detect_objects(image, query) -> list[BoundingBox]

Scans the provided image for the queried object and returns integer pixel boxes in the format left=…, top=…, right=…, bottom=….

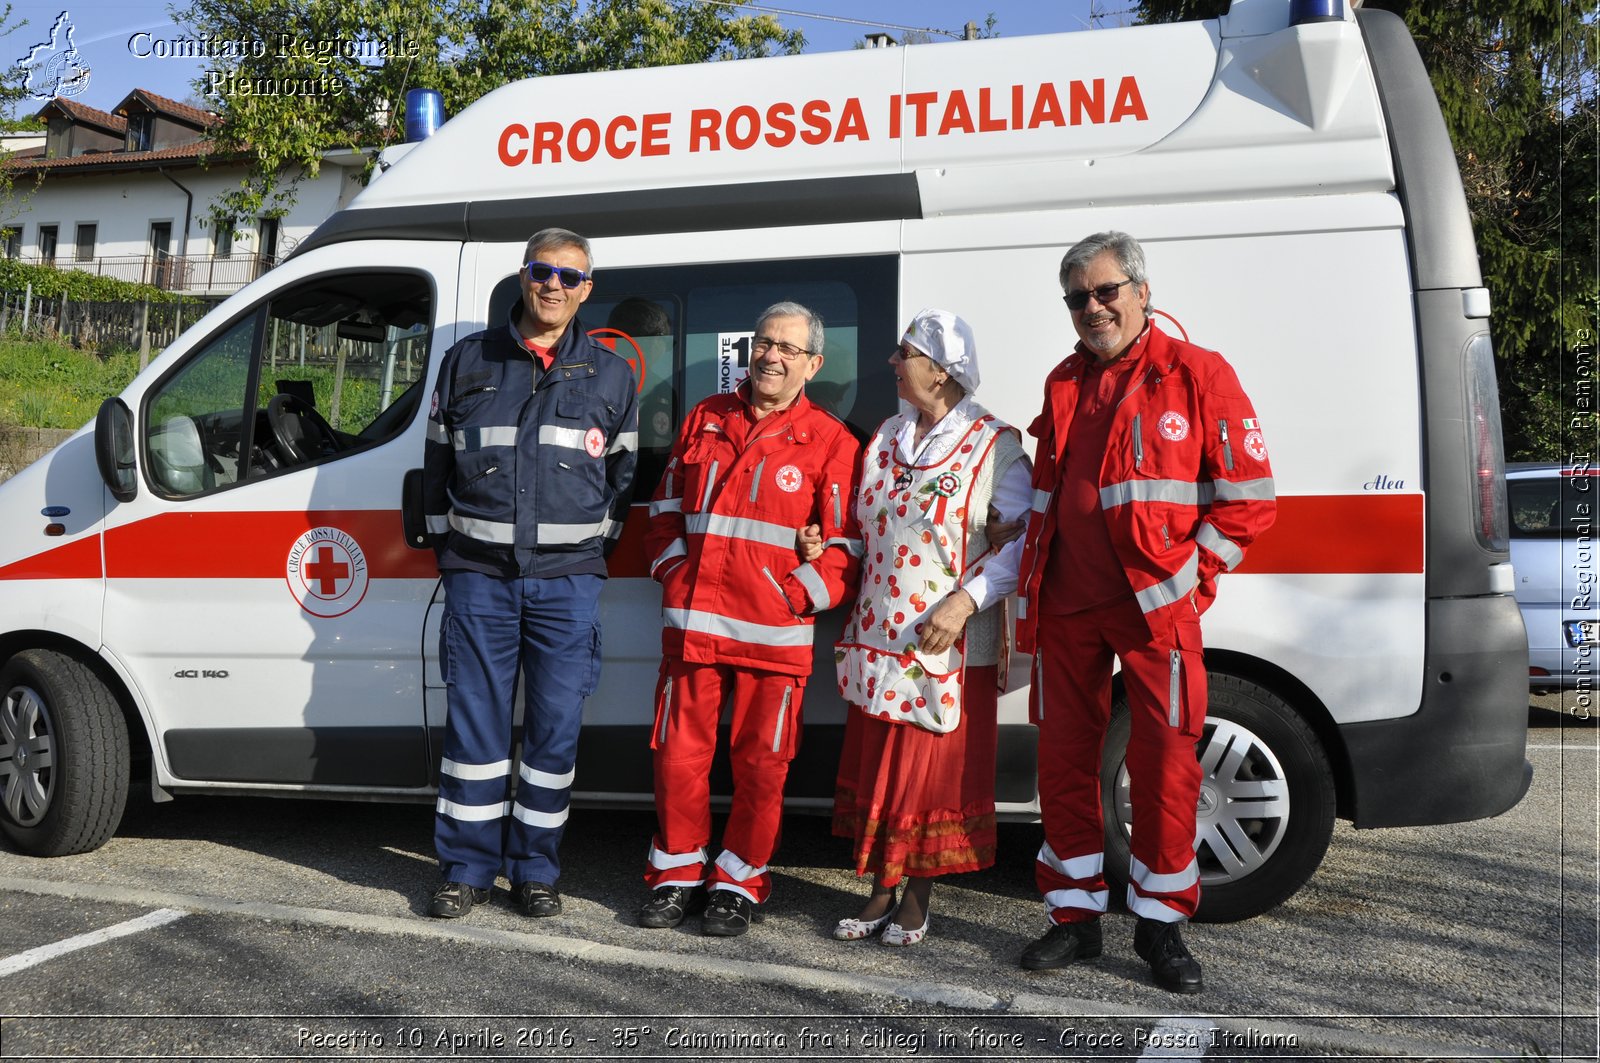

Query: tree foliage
left=1136, top=0, right=1597, bottom=460
left=179, top=0, right=803, bottom=220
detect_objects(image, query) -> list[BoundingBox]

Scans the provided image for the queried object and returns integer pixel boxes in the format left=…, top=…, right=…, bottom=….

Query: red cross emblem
left=776, top=464, right=804, bottom=493
left=1157, top=411, right=1190, bottom=442
left=286, top=527, right=370, bottom=618
left=304, top=545, right=351, bottom=596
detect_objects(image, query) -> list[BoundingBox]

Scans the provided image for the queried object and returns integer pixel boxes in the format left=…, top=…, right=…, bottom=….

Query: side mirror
left=95, top=397, right=138, bottom=502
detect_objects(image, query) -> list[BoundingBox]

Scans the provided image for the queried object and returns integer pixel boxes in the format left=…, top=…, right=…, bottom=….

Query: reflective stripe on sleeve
left=440, top=757, right=512, bottom=781
left=1134, top=549, right=1200, bottom=615
left=1212, top=476, right=1275, bottom=502
left=450, top=513, right=516, bottom=544
left=453, top=426, right=519, bottom=450
left=650, top=538, right=687, bottom=575
left=425, top=514, right=451, bottom=534
left=650, top=497, right=683, bottom=517
left=823, top=536, right=865, bottom=557
left=1099, top=479, right=1214, bottom=510
left=1195, top=522, right=1244, bottom=570
left=662, top=608, right=813, bottom=647
left=426, top=420, right=450, bottom=445
left=793, top=562, right=829, bottom=611
left=684, top=512, right=800, bottom=551
left=609, top=431, right=638, bottom=454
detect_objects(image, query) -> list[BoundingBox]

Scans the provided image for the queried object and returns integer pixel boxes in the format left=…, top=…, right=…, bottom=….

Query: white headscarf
left=902, top=307, right=980, bottom=394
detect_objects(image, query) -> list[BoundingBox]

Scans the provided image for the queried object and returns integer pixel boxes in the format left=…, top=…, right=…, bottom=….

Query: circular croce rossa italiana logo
left=285, top=526, right=371, bottom=617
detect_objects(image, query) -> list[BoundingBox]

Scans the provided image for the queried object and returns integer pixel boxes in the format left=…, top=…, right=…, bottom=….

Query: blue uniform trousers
left=435, top=570, right=602, bottom=889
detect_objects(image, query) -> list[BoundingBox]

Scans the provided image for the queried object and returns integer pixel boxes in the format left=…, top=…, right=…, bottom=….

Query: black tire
left=0, top=649, right=129, bottom=856
left=1101, top=673, right=1335, bottom=923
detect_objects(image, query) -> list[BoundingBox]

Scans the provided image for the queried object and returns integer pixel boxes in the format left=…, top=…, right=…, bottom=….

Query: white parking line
left=1137, top=1017, right=1219, bottom=1059
left=0, top=907, right=188, bottom=978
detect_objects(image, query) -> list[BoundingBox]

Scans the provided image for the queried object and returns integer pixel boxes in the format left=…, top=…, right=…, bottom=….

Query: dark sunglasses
left=1063, top=278, right=1134, bottom=311
left=525, top=261, right=590, bottom=288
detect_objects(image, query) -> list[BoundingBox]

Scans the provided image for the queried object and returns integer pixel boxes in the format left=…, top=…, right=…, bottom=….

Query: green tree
left=177, top=0, right=802, bottom=222
left=1135, top=0, right=1597, bottom=460
left=0, top=4, right=46, bottom=248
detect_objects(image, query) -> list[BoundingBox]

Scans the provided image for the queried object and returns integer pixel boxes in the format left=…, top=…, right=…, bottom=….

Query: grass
left=0, top=336, right=142, bottom=431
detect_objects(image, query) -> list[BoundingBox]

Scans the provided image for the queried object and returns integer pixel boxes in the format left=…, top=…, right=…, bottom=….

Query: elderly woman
left=812, top=308, right=1032, bottom=947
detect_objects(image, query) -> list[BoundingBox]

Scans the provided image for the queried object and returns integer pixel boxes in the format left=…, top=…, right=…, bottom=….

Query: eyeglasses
left=525, top=261, right=590, bottom=288
left=891, top=344, right=927, bottom=361
left=752, top=336, right=814, bottom=360
left=1063, top=279, right=1134, bottom=311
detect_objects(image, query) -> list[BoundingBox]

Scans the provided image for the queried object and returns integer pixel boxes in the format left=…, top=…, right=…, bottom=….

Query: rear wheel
left=1101, top=673, right=1335, bottom=923
left=0, top=650, right=129, bottom=856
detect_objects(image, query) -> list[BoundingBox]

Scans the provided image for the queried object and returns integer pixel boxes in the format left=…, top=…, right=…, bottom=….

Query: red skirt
left=831, top=666, right=998, bottom=885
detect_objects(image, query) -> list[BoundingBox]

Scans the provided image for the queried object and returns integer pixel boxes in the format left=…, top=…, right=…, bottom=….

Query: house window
left=213, top=216, right=234, bottom=258
left=127, top=113, right=153, bottom=152
left=37, top=225, right=57, bottom=266
left=2, top=227, right=19, bottom=259
left=75, top=223, right=97, bottom=262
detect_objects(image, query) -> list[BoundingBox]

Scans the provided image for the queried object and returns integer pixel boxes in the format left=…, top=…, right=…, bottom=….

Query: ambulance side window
left=142, top=271, right=434, bottom=498
left=486, top=255, right=896, bottom=499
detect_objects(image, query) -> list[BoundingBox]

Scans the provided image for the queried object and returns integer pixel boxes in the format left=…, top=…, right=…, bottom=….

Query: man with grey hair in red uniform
left=1013, top=231, right=1276, bottom=993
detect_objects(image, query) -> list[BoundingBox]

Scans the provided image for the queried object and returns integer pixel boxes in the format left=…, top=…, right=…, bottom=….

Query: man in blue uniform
left=421, top=227, right=638, bottom=919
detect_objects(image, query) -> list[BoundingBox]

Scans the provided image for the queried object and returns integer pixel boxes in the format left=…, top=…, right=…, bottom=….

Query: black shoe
left=1019, top=920, right=1103, bottom=970
left=637, top=885, right=707, bottom=929
left=429, top=881, right=489, bottom=919
left=1133, top=918, right=1204, bottom=994
left=701, top=890, right=762, bottom=937
left=513, top=881, right=562, bottom=918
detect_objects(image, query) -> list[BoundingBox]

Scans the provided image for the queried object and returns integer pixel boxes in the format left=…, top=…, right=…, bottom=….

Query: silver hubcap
left=1115, top=717, right=1290, bottom=886
left=0, top=685, right=55, bottom=828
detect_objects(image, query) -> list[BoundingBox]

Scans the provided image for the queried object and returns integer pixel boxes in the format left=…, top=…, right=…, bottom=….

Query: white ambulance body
left=0, top=0, right=1529, bottom=921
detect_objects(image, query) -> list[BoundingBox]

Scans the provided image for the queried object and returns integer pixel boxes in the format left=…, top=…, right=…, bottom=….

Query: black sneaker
left=637, top=885, right=707, bottom=929
left=429, top=881, right=489, bottom=919
left=1133, top=918, right=1204, bottom=994
left=513, top=881, right=562, bottom=918
left=1019, top=920, right=1103, bottom=970
left=701, top=890, right=762, bottom=937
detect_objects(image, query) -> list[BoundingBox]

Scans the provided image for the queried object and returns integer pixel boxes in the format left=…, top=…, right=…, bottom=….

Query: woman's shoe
left=833, top=900, right=897, bottom=941
left=880, top=910, right=930, bottom=947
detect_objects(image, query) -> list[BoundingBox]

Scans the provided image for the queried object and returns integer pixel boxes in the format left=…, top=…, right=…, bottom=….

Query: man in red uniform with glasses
left=1013, top=231, right=1275, bottom=992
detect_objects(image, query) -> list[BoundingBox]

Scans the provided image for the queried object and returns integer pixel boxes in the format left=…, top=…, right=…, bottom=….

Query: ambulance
left=0, top=0, right=1530, bottom=921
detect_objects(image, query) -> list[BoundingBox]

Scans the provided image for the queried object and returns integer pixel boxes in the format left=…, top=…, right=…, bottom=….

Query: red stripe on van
left=0, top=535, right=103, bottom=580
left=103, top=511, right=438, bottom=579
left=1239, top=494, right=1423, bottom=574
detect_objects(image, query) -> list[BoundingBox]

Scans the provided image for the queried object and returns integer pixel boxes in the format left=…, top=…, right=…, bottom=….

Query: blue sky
left=10, top=0, right=1115, bottom=115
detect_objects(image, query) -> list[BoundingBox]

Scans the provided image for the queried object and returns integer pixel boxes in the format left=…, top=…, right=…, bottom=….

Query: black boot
left=1019, top=919, right=1103, bottom=970
left=1133, top=918, right=1203, bottom=994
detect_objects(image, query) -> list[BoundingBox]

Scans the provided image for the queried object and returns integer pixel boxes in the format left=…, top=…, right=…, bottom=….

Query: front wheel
left=1101, top=673, right=1335, bottom=923
left=0, top=649, right=129, bottom=856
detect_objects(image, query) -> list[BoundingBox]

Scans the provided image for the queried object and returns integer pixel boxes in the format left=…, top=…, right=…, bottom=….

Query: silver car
left=1507, top=463, right=1599, bottom=697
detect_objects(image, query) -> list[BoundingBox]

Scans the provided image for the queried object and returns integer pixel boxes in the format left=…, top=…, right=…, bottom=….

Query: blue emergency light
left=1290, top=0, right=1345, bottom=22
left=404, top=89, right=445, bottom=143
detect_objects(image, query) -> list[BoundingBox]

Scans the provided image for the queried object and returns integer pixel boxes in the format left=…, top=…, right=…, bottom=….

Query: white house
left=4, top=89, right=368, bottom=295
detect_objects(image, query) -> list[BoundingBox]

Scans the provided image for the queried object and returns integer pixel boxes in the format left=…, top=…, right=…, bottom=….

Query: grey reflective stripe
left=1100, top=479, right=1214, bottom=509
left=650, top=497, right=683, bottom=517
left=658, top=677, right=673, bottom=745
left=538, top=517, right=615, bottom=544
left=793, top=562, right=830, bottom=611
left=761, top=566, right=798, bottom=615
left=425, top=514, right=451, bottom=534
left=1033, top=652, right=1042, bottom=718
left=454, top=425, right=519, bottom=450
left=832, top=483, right=842, bottom=528
left=511, top=802, right=569, bottom=829
left=1031, top=489, right=1051, bottom=513
left=450, top=513, right=516, bottom=544
left=519, top=763, right=575, bottom=789
left=1195, top=522, right=1244, bottom=570
left=1213, top=477, right=1276, bottom=502
left=700, top=460, right=719, bottom=510
left=773, top=686, right=791, bottom=753
left=823, top=536, right=865, bottom=558
left=609, top=431, right=638, bottom=454
left=1219, top=419, right=1234, bottom=472
left=750, top=458, right=766, bottom=504
left=1132, top=414, right=1144, bottom=470
left=1169, top=649, right=1182, bottom=727
left=1131, top=855, right=1200, bottom=893
left=662, top=608, right=814, bottom=647
left=426, top=420, right=450, bottom=445
left=537, top=425, right=588, bottom=450
left=685, top=512, right=800, bottom=550
left=651, top=538, right=687, bottom=575
left=1134, top=549, right=1200, bottom=615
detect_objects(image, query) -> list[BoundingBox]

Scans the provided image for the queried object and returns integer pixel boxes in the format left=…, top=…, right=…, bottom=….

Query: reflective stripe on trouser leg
left=1033, top=610, right=1115, bottom=923
left=647, top=660, right=727, bottom=891
left=1116, top=614, right=1206, bottom=922
left=434, top=569, right=523, bottom=888
left=503, top=572, right=603, bottom=887
left=704, top=669, right=805, bottom=906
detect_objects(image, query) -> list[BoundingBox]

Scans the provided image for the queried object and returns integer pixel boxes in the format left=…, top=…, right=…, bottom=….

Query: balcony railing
left=15, top=252, right=279, bottom=293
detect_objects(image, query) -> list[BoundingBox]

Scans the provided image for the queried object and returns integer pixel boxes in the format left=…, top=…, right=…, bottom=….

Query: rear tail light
left=1465, top=333, right=1508, bottom=550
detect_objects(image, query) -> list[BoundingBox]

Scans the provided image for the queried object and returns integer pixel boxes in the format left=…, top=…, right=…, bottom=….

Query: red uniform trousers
left=645, top=658, right=804, bottom=905
left=1033, top=597, right=1206, bottom=924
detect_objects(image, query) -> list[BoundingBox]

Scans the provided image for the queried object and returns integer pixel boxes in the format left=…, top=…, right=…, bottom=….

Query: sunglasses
left=525, top=261, right=590, bottom=288
left=1063, top=278, right=1134, bottom=311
